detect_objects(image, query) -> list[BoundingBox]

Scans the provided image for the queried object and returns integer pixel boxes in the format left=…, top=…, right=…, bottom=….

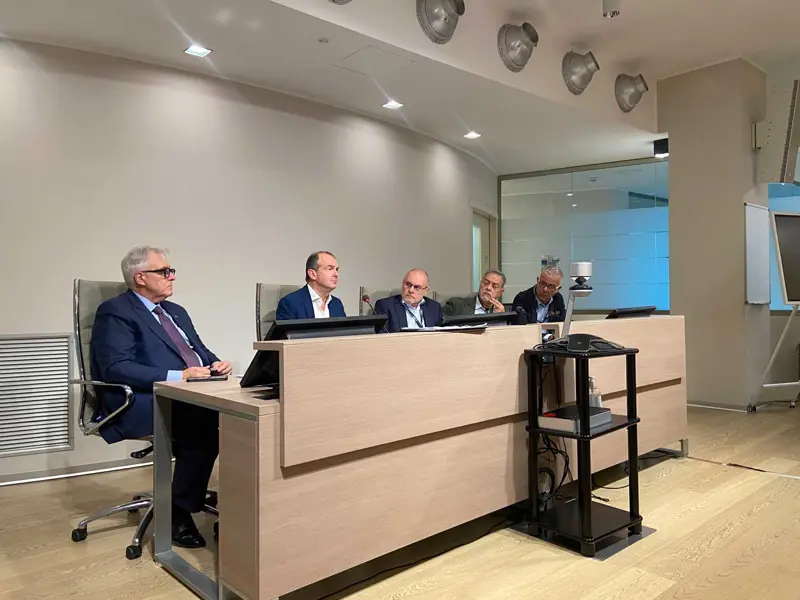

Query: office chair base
left=71, top=491, right=216, bottom=560
left=126, top=503, right=154, bottom=560
left=71, top=496, right=153, bottom=560
left=128, top=492, right=152, bottom=513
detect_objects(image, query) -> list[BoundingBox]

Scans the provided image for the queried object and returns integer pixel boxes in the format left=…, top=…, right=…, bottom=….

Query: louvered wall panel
left=0, top=336, right=71, bottom=457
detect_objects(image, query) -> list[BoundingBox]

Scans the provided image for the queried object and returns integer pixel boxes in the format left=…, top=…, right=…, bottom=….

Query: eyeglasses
left=140, top=268, right=176, bottom=278
left=403, top=280, right=428, bottom=293
left=537, top=279, right=561, bottom=291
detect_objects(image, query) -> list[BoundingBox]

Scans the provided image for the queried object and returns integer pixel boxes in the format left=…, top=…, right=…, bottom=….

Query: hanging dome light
left=328, top=0, right=352, bottom=4
left=562, top=51, right=600, bottom=95
left=497, top=22, right=538, bottom=73
left=416, top=0, right=465, bottom=45
left=614, top=73, right=649, bottom=112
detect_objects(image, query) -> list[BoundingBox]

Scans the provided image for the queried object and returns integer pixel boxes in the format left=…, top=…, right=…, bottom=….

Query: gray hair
left=482, top=269, right=506, bottom=287
left=305, top=251, right=336, bottom=282
left=121, top=245, right=167, bottom=288
left=540, top=265, right=563, bottom=279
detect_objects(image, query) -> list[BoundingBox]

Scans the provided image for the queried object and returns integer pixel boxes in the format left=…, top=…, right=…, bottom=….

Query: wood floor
left=3, top=404, right=800, bottom=600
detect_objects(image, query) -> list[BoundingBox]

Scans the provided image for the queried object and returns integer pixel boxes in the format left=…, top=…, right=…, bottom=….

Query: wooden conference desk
left=151, top=317, right=687, bottom=600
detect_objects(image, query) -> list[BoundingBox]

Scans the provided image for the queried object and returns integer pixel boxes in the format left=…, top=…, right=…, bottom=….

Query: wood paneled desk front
left=151, top=317, right=687, bottom=599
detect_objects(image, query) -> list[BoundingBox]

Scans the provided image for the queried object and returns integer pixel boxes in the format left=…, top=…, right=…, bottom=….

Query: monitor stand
left=753, top=304, right=800, bottom=412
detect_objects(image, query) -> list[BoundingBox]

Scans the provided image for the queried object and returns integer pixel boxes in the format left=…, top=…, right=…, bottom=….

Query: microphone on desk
left=513, top=306, right=528, bottom=326
left=362, top=294, right=375, bottom=313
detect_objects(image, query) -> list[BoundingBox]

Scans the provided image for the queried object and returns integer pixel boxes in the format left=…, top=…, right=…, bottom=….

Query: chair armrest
left=69, top=379, right=134, bottom=436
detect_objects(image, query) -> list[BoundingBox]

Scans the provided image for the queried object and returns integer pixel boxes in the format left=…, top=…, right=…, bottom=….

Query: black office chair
left=68, top=279, right=217, bottom=560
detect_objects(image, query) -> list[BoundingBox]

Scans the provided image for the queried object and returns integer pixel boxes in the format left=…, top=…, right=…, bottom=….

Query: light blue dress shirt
left=535, top=292, right=553, bottom=323
left=134, top=292, right=203, bottom=381
left=402, top=299, right=426, bottom=329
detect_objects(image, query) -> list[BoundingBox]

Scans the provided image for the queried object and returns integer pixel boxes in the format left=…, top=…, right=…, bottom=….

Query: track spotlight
left=497, top=22, right=538, bottom=73
left=562, top=51, right=600, bottom=95
left=416, top=0, right=465, bottom=45
left=602, top=0, right=621, bottom=18
left=614, top=73, right=648, bottom=113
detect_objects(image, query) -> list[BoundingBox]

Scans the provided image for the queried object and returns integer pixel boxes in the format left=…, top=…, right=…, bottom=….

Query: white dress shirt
left=307, top=284, right=331, bottom=319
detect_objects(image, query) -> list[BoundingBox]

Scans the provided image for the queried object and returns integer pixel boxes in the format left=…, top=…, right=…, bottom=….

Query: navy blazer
left=373, top=295, right=443, bottom=333
left=90, top=290, right=219, bottom=443
left=511, top=288, right=566, bottom=324
left=275, top=286, right=346, bottom=320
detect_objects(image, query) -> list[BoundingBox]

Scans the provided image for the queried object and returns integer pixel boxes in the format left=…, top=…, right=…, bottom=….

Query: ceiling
left=2, top=0, right=800, bottom=175
left=495, top=0, right=800, bottom=79
left=502, top=159, right=669, bottom=199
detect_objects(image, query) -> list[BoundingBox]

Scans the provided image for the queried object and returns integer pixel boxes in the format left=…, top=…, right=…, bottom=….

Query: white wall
left=0, top=40, right=496, bottom=477
left=658, top=59, right=768, bottom=408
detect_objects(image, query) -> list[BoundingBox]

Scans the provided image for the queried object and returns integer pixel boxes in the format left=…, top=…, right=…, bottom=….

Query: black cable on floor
left=592, top=449, right=679, bottom=491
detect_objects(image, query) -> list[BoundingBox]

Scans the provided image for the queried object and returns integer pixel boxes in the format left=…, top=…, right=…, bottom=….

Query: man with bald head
left=374, top=269, right=443, bottom=333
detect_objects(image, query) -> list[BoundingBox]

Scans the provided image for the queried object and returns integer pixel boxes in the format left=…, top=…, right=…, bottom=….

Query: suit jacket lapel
left=300, top=286, right=313, bottom=319
left=395, top=296, right=408, bottom=328
left=164, top=301, right=207, bottom=364
left=422, top=301, right=434, bottom=326
left=125, top=291, right=183, bottom=361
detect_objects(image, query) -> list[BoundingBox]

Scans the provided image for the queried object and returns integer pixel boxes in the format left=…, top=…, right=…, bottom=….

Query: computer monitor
left=441, top=311, right=524, bottom=327
left=605, top=306, right=656, bottom=320
left=240, top=315, right=387, bottom=389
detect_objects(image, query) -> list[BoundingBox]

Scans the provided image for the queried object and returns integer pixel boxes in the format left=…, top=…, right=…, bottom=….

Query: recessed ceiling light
left=566, top=192, right=573, bottom=197
left=572, top=203, right=578, bottom=207
left=382, top=99, right=404, bottom=110
left=185, top=45, right=212, bottom=58
left=464, top=131, right=482, bottom=139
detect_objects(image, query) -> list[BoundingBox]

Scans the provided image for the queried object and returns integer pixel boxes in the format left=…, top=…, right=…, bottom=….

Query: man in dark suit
left=91, top=245, right=232, bottom=549
left=512, top=265, right=566, bottom=323
left=374, top=269, right=442, bottom=332
left=443, top=269, right=507, bottom=316
left=276, top=251, right=346, bottom=320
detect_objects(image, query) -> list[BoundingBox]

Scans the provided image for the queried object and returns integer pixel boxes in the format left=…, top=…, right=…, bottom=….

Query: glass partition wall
left=500, top=160, right=669, bottom=311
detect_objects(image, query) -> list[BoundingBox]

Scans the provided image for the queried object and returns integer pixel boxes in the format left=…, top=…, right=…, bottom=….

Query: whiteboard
left=745, top=203, right=770, bottom=305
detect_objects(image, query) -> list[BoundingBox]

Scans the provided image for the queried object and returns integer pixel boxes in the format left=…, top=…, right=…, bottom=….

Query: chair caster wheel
left=71, top=528, right=87, bottom=542
left=125, top=545, right=142, bottom=560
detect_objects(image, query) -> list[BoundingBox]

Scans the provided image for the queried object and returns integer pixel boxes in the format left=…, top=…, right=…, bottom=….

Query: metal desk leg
left=152, top=393, right=222, bottom=600
left=680, top=437, right=689, bottom=459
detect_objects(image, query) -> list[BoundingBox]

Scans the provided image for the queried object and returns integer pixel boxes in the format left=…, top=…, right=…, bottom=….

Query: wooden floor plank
left=3, top=405, right=800, bottom=599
